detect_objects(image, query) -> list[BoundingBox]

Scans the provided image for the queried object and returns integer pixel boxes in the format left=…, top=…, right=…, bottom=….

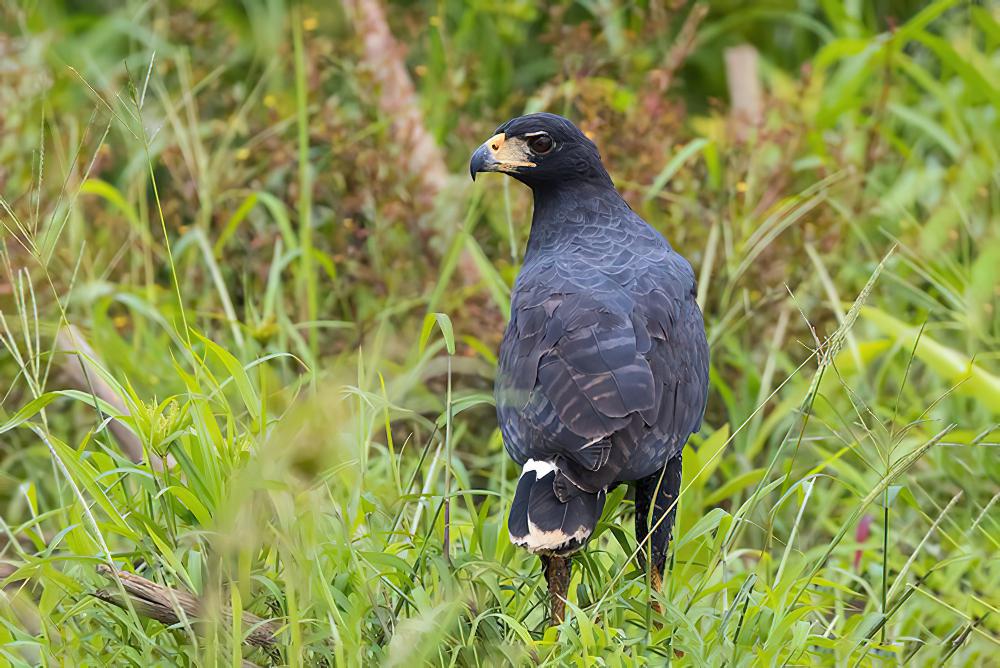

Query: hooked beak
left=469, top=132, right=535, bottom=181
left=469, top=133, right=504, bottom=181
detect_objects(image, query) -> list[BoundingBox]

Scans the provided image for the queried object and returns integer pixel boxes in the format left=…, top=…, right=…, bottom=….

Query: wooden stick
left=343, top=0, right=448, bottom=197
left=340, top=0, right=481, bottom=284
left=658, top=3, right=709, bottom=94
left=725, top=44, right=763, bottom=141
left=94, top=564, right=280, bottom=649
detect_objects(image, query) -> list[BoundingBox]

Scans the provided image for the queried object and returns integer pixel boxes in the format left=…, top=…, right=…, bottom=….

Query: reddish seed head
left=853, top=514, right=874, bottom=571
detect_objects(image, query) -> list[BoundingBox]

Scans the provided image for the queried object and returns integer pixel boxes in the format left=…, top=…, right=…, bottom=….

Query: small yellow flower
left=236, top=147, right=250, bottom=161
left=263, top=94, right=277, bottom=109
left=303, top=16, right=318, bottom=31
left=736, top=181, right=748, bottom=193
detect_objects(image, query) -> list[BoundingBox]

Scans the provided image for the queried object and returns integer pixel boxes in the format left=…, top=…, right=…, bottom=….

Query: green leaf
left=691, top=423, right=730, bottom=483
left=704, top=469, right=767, bottom=507
left=79, top=179, right=142, bottom=232
left=877, top=484, right=903, bottom=509
left=213, top=192, right=259, bottom=255
left=419, top=312, right=455, bottom=355
left=45, top=432, right=139, bottom=541
left=256, top=191, right=298, bottom=252
left=434, top=393, right=493, bottom=427
left=0, top=394, right=60, bottom=435
left=644, top=138, right=708, bottom=202
left=887, top=103, right=960, bottom=159
left=675, top=507, right=730, bottom=550
left=159, top=485, right=213, bottom=526
left=359, top=550, right=412, bottom=575
left=193, top=331, right=261, bottom=423
left=464, top=237, right=511, bottom=319
left=860, top=307, right=1000, bottom=413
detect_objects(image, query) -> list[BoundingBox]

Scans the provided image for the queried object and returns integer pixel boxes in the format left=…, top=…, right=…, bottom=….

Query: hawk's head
left=470, top=113, right=611, bottom=189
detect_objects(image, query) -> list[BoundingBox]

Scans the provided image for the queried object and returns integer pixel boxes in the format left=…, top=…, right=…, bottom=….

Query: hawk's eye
left=527, top=134, right=554, bottom=155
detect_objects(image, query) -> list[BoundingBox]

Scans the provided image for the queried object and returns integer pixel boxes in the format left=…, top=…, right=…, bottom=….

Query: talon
left=651, top=568, right=663, bottom=593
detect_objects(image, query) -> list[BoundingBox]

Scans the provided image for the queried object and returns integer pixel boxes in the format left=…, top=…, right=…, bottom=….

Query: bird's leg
left=634, top=478, right=653, bottom=570
left=634, top=457, right=684, bottom=599
left=540, top=554, right=571, bottom=625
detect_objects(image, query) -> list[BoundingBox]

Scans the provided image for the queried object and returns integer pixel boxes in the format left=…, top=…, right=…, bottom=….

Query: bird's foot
left=650, top=567, right=663, bottom=615
left=651, top=567, right=663, bottom=592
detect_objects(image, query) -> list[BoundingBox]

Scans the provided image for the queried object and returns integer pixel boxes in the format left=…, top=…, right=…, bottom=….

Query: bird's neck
left=525, top=181, right=632, bottom=258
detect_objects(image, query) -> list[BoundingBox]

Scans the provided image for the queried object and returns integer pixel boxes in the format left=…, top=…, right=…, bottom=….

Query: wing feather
left=496, top=245, right=708, bottom=487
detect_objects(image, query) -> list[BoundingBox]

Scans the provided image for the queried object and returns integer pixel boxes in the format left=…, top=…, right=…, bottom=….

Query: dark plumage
left=470, top=113, right=709, bottom=623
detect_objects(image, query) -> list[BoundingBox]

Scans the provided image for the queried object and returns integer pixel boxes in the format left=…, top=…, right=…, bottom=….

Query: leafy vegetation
left=1, top=0, right=998, bottom=665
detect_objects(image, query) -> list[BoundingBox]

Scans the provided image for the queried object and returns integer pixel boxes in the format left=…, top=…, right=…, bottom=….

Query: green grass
left=1, top=0, right=998, bottom=665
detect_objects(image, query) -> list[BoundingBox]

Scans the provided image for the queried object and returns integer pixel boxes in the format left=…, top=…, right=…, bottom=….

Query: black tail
left=634, top=455, right=683, bottom=573
left=508, top=461, right=606, bottom=556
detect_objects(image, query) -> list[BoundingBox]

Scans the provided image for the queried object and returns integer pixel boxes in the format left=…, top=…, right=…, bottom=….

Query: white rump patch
left=512, top=459, right=591, bottom=554
left=522, top=459, right=558, bottom=478
left=513, top=520, right=591, bottom=554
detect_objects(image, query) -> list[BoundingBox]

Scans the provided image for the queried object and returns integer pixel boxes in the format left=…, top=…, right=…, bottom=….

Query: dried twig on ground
left=94, top=564, right=281, bottom=650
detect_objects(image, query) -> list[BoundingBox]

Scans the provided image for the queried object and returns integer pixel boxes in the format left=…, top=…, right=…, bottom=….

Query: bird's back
left=496, top=194, right=709, bottom=494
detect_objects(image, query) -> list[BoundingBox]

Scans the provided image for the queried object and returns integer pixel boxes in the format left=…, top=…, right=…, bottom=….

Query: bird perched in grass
left=470, top=113, right=709, bottom=625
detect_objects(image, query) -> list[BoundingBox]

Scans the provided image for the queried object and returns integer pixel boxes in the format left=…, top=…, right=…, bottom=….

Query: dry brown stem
left=656, top=3, right=709, bottom=94
left=94, top=564, right=280, bottom=650
left=340, top=0, right=481, bottom=283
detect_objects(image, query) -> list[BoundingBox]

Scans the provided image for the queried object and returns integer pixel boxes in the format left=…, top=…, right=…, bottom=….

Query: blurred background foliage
left=1, top=0, right=998, bottom=665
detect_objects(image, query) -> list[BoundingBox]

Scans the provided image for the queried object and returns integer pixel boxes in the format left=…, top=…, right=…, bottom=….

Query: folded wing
left=497, top=256, right=708, bottom=491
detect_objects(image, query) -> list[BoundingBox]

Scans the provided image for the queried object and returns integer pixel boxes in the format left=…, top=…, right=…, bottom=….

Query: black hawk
left=470, top=113, right=710, bottom=624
